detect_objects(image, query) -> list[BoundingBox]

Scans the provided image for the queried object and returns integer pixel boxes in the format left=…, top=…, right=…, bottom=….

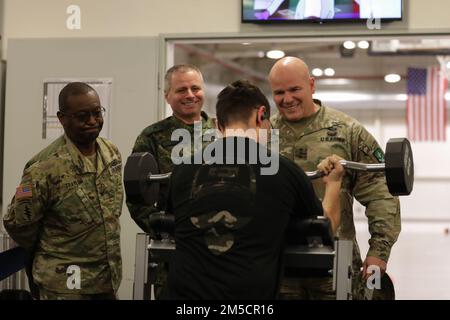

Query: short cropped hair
left=58, top=82, right=97, bottom=111
left=164, top=64, right=203, bottom=93
left=216, top=79, right=270, bottom=129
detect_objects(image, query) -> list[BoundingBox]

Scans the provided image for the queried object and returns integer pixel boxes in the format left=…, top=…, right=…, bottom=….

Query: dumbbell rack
left=133, top=233, right=353, bottom=300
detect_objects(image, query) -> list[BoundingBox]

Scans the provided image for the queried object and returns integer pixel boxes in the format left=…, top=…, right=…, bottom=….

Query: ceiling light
left=316, top=79, right=351, bottom=86
left=315, top=92, right=410, bottom=102
left=446, top=61, right=450, bottom=69
left=385, top=74, right=401, bottom=83
left=358, top=41, right=370, bottom=49
left=242, top=42, right=251, bottom=46
left=384, top=74, right=401, bottom=83
left=266, top=50, right=285, bottom=59
left=324, top=68, right=335, bottom=76
left=314, top=92, right=372, bottom=102
left=257, top=51, right=265, bottom=58
left=312, top=68, right=323, bottom=77
left=343, top=41, right=356, bottom=50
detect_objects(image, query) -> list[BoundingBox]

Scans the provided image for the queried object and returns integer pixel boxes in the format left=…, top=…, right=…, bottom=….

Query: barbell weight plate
left=385, top=138, right=414, bottom=196
left=368, top=272, right=396, bottom=300
left=124, top=152, right=160, bottom=205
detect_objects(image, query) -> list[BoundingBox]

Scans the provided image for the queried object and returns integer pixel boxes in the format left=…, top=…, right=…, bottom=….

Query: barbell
left=124, top=137, right=414, bottom=205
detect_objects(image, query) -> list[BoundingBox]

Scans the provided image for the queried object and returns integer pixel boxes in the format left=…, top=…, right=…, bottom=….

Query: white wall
left=341, top=108, right=450, bottom=221
left=0, top=62, right=4, bottom=206
left=3, top=0, right=450, bottom=58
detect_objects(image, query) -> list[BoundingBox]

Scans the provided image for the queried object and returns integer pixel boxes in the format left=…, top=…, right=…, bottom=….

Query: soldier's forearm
left=126, top=201, right=161, bottom=234
left=367, top=238, right=392, bottom=262
left=322, top=180, right=342, bottom=233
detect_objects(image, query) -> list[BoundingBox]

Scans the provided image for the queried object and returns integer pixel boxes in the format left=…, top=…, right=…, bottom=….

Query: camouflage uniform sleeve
left=125, top=130, right=161, bottom=234
left=3, top=167, right=48, bottom=250
left=351, top=124, right=401, bottom=262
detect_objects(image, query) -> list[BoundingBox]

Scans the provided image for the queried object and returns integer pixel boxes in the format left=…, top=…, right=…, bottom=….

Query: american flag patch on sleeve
left=16, top=184, right=33, bottom=200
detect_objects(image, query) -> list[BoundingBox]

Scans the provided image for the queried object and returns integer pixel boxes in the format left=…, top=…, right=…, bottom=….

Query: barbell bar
left=124, top=137, right=414, bottom=205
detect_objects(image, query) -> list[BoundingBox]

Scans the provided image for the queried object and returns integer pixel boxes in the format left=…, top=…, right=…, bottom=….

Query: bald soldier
left=269, top=57, right=401, bottom=299
left=126, top=64, right=216, bottom=299
left=3, top=82, right=123, bottom=299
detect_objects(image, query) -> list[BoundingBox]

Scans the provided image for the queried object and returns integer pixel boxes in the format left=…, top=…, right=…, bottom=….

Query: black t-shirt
left=168, top=137, right=322, bottom=299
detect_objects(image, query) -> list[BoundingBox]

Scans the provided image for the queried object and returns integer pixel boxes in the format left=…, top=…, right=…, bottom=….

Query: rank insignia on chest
left=294, top=148, right=308, bottom=159
left=327, top=128, right=338, bottom=136
left=320, top=136, right=346, bottom=143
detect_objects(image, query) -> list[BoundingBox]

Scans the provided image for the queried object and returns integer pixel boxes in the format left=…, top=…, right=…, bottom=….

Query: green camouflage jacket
left=271, top=100, right=401, bottom=267
left=3, top=135, right=123, bottom=294
left=126, top=111, right=216, bottom=233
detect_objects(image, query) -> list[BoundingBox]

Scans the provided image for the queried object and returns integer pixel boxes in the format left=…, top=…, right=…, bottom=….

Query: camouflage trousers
left=279, top=271, right=366, bottom=300
left=39, top=288, right=116, bottom=300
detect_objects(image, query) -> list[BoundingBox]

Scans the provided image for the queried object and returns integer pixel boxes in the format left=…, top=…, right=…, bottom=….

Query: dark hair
left=164, top=64, right=203, bottom=93
left=216, top=79, right=270, bottom=129
left=58, top=82, right=97, bottom=111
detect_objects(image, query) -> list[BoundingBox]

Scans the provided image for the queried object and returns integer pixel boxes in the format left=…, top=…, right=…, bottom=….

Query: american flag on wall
left=407, top=67, right=448, bottom=142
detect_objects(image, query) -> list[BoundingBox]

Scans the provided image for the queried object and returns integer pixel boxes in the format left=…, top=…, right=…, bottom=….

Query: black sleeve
left=282, top=157, right=323, bottom=218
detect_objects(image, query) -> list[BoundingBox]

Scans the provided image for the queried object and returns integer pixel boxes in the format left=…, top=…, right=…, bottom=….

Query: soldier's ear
left=164, top=88, right=172, bottom=102
left=310, top=77, right=315, bottom=94
left=57, top=111, right=65, bottom=125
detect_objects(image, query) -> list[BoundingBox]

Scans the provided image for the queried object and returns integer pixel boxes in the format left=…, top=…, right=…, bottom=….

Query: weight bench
left=132, top=214, right=353, bottom=300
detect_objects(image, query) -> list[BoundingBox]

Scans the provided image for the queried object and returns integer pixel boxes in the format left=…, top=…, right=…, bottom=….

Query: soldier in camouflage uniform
left=3, top=82, right=122, bottom=300
left=268, top=57, right=401, bottom=299
left=126, top=64, right=216, bottom=299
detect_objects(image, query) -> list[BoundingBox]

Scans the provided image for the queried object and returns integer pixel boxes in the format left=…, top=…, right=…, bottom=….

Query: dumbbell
left=124, top=137, right=414, bottom=205
left=307, top=138, right=413, bottom=196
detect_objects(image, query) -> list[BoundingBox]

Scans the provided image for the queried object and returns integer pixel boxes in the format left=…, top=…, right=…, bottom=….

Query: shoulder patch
left=373, top=147, right=385, bottom=163
left=15, top=184, right=33, bottom=200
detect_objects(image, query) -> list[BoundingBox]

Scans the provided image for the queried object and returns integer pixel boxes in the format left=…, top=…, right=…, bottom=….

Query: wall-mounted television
left=242, top=0, right=403, bottom=23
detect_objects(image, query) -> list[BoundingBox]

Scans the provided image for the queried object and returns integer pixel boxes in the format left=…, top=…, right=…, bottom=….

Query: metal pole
left=334, top=239, right=353, bottom=300
left=133, top=233, right=150, bottom=300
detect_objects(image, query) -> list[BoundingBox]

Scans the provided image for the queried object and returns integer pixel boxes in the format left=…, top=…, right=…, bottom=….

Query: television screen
left=242, top=0, right=403, bottom=22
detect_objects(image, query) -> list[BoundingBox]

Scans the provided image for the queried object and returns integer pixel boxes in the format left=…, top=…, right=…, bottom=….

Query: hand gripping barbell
left=124, top=137, right=414, bottom=205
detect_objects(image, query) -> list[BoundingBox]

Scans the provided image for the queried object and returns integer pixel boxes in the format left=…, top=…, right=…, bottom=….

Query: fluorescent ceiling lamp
left=324, top=68, right=335, bottom=76
left=314, top=92, right=372, bottom=102
left=266, top=50, right=285, bottom=59
left=316, top=79, right=351, bottom=85
left=314, top=92, right=408, bottom=102
left=312, top=68, right=323, bottom=77
left=343, top=41, right=356, bottom=50
left=384, top=74, right=401, bottom=83
left=358, top=41, right=370, bottom=49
